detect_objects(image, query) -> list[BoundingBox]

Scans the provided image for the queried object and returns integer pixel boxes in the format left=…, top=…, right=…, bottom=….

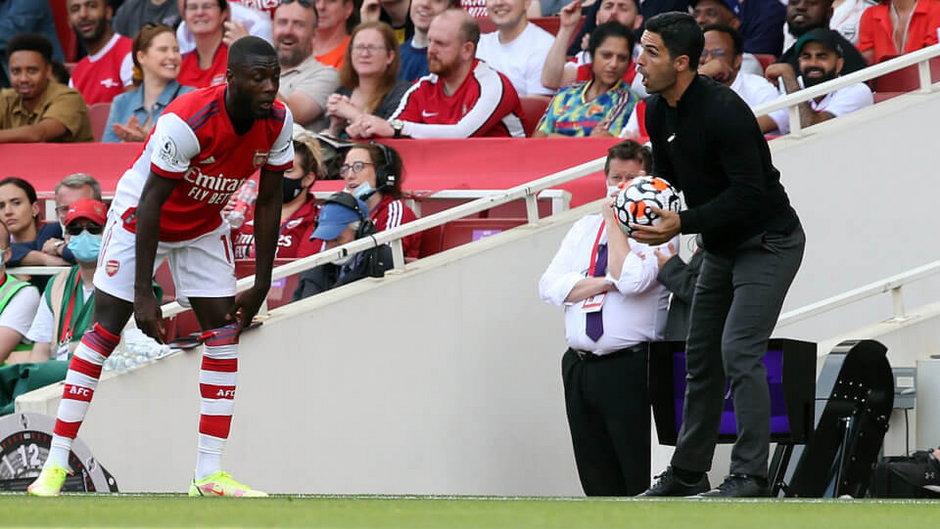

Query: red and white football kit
left=95, top=84, right=294, bottom=303
left=42, top=84, right=293, bottom=495
left=69, top=33, right=133, bottom=105
left=390, top=59, right=525, bottom=138
left=232, top=195, right=321, bottom=259
left=178, top=44, right=229, bottom=88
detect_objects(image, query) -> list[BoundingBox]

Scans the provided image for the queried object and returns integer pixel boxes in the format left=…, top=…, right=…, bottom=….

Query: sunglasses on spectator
left=281, top=0, right=314, bottom=7
left=352, top=45, right=389, bottom=55
left=66, top=223, right=104, bottom=236
left=339, top=161, right=374, bottom=176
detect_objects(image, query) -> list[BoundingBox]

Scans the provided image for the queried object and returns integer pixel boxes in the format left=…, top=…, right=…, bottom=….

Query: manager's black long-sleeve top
left=646, top=75, right=799, bottom=255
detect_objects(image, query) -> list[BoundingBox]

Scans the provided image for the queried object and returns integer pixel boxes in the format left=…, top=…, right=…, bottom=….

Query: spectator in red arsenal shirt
left=347, top=8, right=525, bottom=138
left=232, top=134, right=325, bottom=259
left=340, top=143, right=422, bottom=260
left=67, top=0, right=135, bottom=105
left=177, top=0, right=230, bottom=87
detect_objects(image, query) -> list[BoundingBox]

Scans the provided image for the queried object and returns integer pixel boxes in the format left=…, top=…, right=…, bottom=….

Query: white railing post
left=787, top=105, right=803, bottom=137
left=524, top=191, right=539, bottom=224
left=891, top=285, right=907, bottom=320
left=389, top=238, right=406, bottom=271
left=918, top=60, right=932, bottom=93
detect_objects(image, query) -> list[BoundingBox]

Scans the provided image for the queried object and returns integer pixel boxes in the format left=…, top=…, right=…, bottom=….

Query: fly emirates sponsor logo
left=183, top=167, right=241, bottom=205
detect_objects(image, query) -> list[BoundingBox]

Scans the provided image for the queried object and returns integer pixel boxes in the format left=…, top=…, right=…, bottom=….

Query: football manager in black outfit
left=630, top=12, right=806, bottom=498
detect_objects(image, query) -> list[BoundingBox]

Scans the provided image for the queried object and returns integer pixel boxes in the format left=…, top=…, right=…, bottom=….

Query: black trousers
left=671, top=224, right=806, bottom=477
left=562, top=345, right=650, bottom=496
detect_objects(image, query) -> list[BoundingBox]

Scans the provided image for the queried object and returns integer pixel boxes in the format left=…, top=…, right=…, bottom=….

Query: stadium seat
left=520, top=95, right=551, bottom=137
left=873, top=91, right=905, bottom=103
left=418, top=225, right=444, bottom=258
left=872, top=64, right=921, bottom=92
left=440, top=218, right=527, bottom=251
left=234, top=258, right=302, bottom=309
left=88, top=102, right=112, bottom=142
left=752, top=53, right=777, bottom=73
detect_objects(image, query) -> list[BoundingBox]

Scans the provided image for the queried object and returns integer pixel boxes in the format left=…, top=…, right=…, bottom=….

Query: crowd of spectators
left=2, top=0, right=936, bottom=145
left=0, top=0, right=936, bottom=343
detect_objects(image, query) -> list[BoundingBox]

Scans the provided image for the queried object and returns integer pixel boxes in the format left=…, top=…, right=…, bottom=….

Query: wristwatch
left=390, top=119, right=404, bottom=138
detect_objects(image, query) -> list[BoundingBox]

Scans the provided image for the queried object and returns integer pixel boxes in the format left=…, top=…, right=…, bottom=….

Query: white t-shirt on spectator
left=177, top=2, right=273, bottom=54
left=730, top=71, right=780, bottom=109
left=782, top=0, right=877, bottom=49
left=26, top=284, right=93, bottom=361
left=768, top=76, right=873, bottom=134
left=0, top=285, right=40, bottom=337
left=477, top=22, right=555, bottom=96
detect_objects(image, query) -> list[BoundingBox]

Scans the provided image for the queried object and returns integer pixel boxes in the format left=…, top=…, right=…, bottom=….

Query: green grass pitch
left=0, top=495, right=936, bottom=529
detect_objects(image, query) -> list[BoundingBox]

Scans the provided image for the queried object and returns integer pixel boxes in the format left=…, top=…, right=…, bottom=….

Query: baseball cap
left=64, top=198, right=107, bottom=226
left=795, top=28, right=844, bottom=58
left=312, top=193, right=369, bottom=241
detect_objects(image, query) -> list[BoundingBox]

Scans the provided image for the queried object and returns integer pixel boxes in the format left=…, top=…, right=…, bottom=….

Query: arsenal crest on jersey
left=106, top=260, right=120, bottom=277
left=252, top=150, right=269, bottom=168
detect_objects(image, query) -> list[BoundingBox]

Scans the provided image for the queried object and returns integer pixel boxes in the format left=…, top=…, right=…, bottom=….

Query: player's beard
left=428, top=55, right=455, bottom=78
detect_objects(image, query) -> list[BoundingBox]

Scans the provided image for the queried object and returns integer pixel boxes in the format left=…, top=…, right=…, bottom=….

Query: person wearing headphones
left=340, top=143, right=421, bottom=260
left=291, top=192, right=392, bottom=300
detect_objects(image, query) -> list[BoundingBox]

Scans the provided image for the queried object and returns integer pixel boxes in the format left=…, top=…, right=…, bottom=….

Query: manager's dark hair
left=702, top=24, right=743, bottom=57
left=7, top=33, right=53, bottom=64
left=644, top=12, right=704, bottom=70
left=588, top=22, right=636, bottom=60
left=228, top=35, right=277, bottom=68
left=606, top=140, right=652, bottom=174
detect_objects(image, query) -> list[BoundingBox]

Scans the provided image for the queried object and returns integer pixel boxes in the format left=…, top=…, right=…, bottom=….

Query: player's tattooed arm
left=133, top=172, right=178, bottom=343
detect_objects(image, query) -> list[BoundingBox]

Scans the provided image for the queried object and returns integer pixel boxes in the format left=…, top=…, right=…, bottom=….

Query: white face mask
left=606, top=184, right=622, bottom=198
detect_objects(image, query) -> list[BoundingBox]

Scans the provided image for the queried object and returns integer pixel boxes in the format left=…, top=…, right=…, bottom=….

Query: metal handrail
left=158, top=157, right=605, bottom=318
left=778, top=259, right=940, bottom=326
left=752, top=43, right=940, bottom=135
left=150, top=45, right=939, bottom=319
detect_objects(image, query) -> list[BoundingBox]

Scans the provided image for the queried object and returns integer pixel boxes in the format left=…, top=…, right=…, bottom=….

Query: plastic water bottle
left=226, top=180, right=258, bottom=229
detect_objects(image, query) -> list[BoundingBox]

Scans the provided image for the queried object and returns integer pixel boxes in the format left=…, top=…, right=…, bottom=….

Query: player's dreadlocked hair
left=227, top=36, right=277, bottom=68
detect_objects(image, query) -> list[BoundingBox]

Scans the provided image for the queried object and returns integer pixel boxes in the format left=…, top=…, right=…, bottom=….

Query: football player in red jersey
left=28, top=36, right=293, bottom=498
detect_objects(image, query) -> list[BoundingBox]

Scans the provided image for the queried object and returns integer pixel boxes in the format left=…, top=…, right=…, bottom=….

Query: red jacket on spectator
left=858, top=1, right=940, bottom=64
left=370, top=194, right=421, bottom=260
left=232, top=197, right=321, bottom=260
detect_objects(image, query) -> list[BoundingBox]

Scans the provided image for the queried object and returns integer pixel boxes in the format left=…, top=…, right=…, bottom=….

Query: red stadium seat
left=872, top=64, right=921, bottom=92
left=418, top=225, right=444, bottom=257
left=752, top=53, right=777, bottom=73
left=520, top=95, right=552, bottom=137
left=88, top=102, right=112, bottom=142
left=440, top=218, right=527, bottom=251
left=873, top=91, right=905, bottom=103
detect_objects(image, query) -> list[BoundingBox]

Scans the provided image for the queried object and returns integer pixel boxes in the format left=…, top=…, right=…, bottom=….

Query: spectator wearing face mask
left=231, top=134, right=325, bottom=259
left=17, top=199, right=108, bottom=364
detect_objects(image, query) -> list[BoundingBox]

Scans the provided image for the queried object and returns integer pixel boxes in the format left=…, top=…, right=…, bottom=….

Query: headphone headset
left=369, top=141, right=397, bottom=193
left=323, top=191, right=377, bottom=239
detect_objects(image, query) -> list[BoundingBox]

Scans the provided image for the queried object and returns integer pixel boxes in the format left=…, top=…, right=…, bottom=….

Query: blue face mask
left=352, top=182, right=376, bottom=201
left=67, top=231, right=102, bottom=263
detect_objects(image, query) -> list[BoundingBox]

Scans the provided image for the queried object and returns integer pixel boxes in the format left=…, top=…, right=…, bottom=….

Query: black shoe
left=697, top=474, right=770, bottom=498
left=638, top=467, right=710, bottom=497
left=887, top=450, right=940, bottom=493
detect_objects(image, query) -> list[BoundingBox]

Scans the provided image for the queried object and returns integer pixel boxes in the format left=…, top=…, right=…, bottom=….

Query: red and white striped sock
left=46, top=323, right=121, bottom=469
left=195, top=324, right=239, bottom=480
